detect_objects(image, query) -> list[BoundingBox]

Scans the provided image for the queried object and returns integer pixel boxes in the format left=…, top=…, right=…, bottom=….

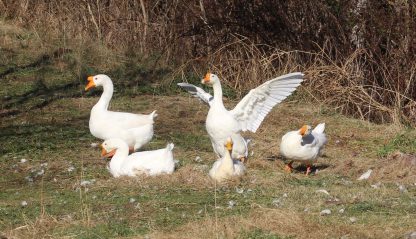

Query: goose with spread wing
left=85, top=74, right=157, bottom=155
left=181, top=72, right=304, bottom=161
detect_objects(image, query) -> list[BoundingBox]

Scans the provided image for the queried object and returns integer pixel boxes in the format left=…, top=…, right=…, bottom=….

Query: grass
left=1, top=21, right=416, bottom=239
left=1, top=94, right=415, bottom=238
left=378, top=132, right=416, bottom=157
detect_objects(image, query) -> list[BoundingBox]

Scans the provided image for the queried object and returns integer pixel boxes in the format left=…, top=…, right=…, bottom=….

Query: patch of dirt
left=372, top=151, right=416, bottom=183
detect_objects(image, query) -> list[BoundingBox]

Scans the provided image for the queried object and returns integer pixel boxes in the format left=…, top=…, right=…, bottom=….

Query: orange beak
left=299, top=125, right=308, bottom=136
left=100, top=145, right=116, bottom=158
left=202, top=72, right=211, bottom=84
left=225, top=140, right=233, bottom=151
left=85, top=76, right=96, bottom=91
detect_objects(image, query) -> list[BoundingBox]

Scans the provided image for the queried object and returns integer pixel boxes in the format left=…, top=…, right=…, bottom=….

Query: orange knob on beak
left=226, top=141, right=233, bottom=151
left=85, top=76, right=96, bottom=91
left=299, top=125, right=308, bottom=136
left=202, top=72, right=211, bottom=84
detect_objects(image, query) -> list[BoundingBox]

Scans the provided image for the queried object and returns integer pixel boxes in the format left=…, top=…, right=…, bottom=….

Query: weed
left=378, top=132, right=416, bottom=157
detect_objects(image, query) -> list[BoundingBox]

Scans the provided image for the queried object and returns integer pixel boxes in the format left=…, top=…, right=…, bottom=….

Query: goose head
left=100, top=138, right=126, bottom=158
left=299, top=125, right=312, bottom=137
left=85, top=74, right=112, bottom=91
left=201, top=72, right=220, bottom=85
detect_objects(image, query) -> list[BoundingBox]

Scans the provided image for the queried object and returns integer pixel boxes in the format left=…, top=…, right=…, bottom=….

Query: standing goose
left=181, top=72, right=304, bottom=161
left=209, top=137, right=245, bottom=182
left=86, top=74, right=157, bottom=155
left=101, top=138, right=175, bottom=177
left=280, top=123, right=327, bottom=175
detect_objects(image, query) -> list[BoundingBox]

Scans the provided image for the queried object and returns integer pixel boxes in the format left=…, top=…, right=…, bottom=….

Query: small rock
left=404, top=231, right=416, bottom=239
left=20, top=158, right=27, bottom=163
left=371, top=182, right=382, bottom=189
left=316, top=189, right=330, bottom=195
left=341, top=178, right=353, bottom=185
left=67, top=166, right=75, bottom=172
left=129, top=198, right=136, bottom=203
left=339, top=208, right=345, bottom=214
left=228, top=200, right=236, bottom=208
left=357, top=169, right=372, bottom=181
left=335, top=140, right=341, bottom=144
left=21, top=201, right=28, bottom=207
left=304, top=208, right=309, bottom=212
left=90, top=143, right=99, bottom=148
left=36, top=169, right=45, bottom=176
left=398, top=184, right=408, bottom=193
left=80, top=180, right=94, bottom=187
left=272, top=198, right=281, bottom=207
left=349, top=217, right=357, bottom=223
left=194, top=156, right=202, bottom=163
left=320, top=209, right=331, bottom=216
left=25, top=176, right=33, bottom=182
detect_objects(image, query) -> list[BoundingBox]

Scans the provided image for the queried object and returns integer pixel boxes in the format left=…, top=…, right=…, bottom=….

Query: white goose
left=101, top=138, right=175, bottom=177
left=180, top=72, right=304, bottom=161
left=280, top=123, right=327, bottom=175
left=86, top=74, right=156, bottom=155
left=209, top=137, right=245, bottom=182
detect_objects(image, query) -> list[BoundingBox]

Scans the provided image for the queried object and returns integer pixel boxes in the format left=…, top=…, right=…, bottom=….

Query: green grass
left=1, top=21, right=416, bottom=239
left=378, top=131, right=416, bottom=157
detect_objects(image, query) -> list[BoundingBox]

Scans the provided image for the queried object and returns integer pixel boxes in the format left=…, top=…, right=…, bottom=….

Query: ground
left=1, top=92, right=415, bottom=239
left=1, top=20, right=415, bottom=239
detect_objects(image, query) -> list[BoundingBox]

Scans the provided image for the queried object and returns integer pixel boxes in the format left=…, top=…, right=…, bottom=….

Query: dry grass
left=2, top=1, right=415, bottom=125
left=151, top=207, right=412, bottom=239
left=2, top=95, right=415, bottom=239
left=173, top=36, right=415, bottom=126
left=1, top=9, right=415, bottom=238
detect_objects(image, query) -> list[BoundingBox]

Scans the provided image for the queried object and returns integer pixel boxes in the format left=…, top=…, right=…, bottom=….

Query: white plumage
left=209, top=138, right=245, bottom=182
left=101, top=138, right=175, bottom=177
left=177, top=82, right=213, bottom=106
left=280, top=123, right=327, bottom=175
left=197, top=72, right=304, bottom=160
left=86, top=74, right=156, bottom=151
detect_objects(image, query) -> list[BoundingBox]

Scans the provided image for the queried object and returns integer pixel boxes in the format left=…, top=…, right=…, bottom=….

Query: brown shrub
left=1, top=0, right=415, bottom=125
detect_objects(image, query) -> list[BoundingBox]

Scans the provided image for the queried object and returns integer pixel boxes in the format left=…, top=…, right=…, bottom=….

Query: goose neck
left=212, top=81, right=224, bottom=106
left=109, top=145, right=129, bottom=171
left=95, top=81, right=114, bottom=110
left=219, top=149, right=234, bottom=171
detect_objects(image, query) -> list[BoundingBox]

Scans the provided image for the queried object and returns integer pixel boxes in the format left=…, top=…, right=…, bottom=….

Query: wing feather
left=230, top=72, right=304, bottom=132
left=177, top=83, right=213, bottom=106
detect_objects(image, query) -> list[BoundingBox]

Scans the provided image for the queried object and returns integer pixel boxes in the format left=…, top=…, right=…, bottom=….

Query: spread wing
left=177, top=83, right=213, bottom=106
left=230, top=72, right=304, bottom=133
